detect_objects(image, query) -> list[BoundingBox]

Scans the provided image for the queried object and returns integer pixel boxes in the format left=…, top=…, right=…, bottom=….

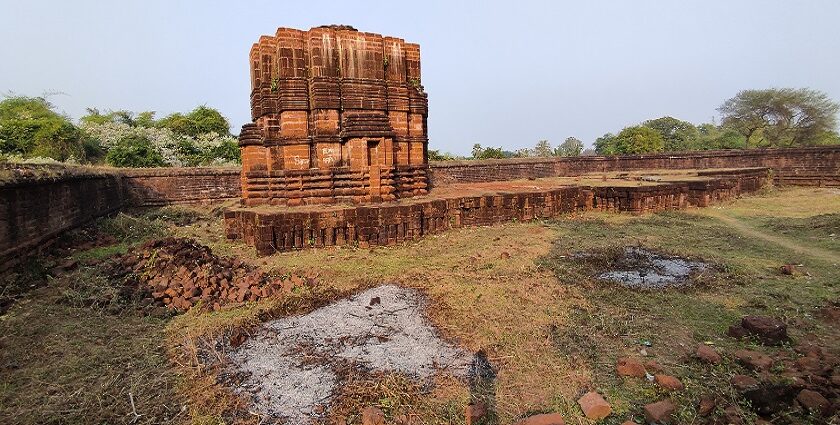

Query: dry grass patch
left=0, top=286, right=180, bottom=424
left=170, top=220, right=594, bottom=423
left=5, top=187, right=837, bottom=424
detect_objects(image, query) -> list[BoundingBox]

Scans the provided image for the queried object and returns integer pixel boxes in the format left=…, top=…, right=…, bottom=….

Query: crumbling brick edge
left=224, top=168, right=770, bottom=255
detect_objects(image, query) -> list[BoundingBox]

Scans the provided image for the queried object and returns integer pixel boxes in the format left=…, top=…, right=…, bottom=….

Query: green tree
left=81, top=108, right=158, bottom=128
left=80, top=134, right=106, bottom=163
left=718, top=88, right=840, bottom=147
left=643, top=116, right=699, bottom=151
left=812, top=130, right=840, bottom=145
left=105, top=135, right=165, bottom=167
left=210, top=139, right=241, bottom=163
left=428, top=149, right=446, bottom=161
left=512, top=148, right=534, bottom=158
left=594, top=133, right=618, bottom=155
left=171, top=136, right=240, bottom=166
left=612, top=126, right=665, bottom=154
left=555, top=136, right=583, bottom=157
left=188, top=106, right=229, bottom=135
left=472, top=144, right=506, bottom=159
left=0, top=96, right=83, bottom=160
left=134, top=111, right=157, bottom=128
left=534, top=140, right=552, bottom=157
left=482, top=147, right=507, bottom=159
left=471, top=143, right=484, bottom=159
left=696, top=123, right=745, bottom=150
left=158, top=106, right=230, bottom=137
left=174, top=139, right=205, bottom=166
left=428, top=149, right=460, bottom=161
left=80, top=108, right=113, bottom=126
left=155, top=112, right=192, bottom=135
left=80, top=108, right=140, bottom=127
left=112, top=110, right=136, bottom=126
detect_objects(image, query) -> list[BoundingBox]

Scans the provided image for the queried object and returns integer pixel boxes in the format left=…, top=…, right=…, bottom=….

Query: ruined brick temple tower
left=238, top=25, right=429, bottom=206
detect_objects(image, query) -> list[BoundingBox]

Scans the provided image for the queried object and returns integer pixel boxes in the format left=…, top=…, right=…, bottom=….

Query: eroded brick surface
left=0, top=166, right=125, bottom=269
left=121, top=167, right=241, bottom=206
left=239, top=25, right=429, bottom=206
left=225, top=169, right=770, bottom=255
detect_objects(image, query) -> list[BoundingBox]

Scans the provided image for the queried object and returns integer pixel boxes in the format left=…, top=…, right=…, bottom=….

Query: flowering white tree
left=81, top=122, right=239, bottom=167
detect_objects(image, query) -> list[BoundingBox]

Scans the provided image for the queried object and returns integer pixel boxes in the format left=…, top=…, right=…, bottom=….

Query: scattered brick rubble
left=605, top=313, right=840, bottom=423
left=616, top=357, right=648, bottom=378
left=727, top=315, right=789, bottom=345
left=654, top=374, right=684, bottom=391
left=361, top=406, right=385, bottom=425
left=695, top=344, right=722, bottom=364
left=643, top=399, right=676, bottom=424
left=112, top=237, right=310, bottom=312
left=464, top=402, right=487, bottom=425
left=577, top=391, right=611, bottom=420
left=820, top=302, right=840, bottom=323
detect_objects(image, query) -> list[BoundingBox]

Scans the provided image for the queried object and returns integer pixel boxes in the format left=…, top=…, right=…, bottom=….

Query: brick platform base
left=224, top=168, right=770, bottom=255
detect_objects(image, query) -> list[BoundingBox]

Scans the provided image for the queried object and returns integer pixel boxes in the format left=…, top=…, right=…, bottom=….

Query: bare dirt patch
left=227, top=284, right=478, bottom=424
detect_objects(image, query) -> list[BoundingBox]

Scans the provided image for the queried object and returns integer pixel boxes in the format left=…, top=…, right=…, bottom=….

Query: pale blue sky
left=2, top=0, right=839, bottom=154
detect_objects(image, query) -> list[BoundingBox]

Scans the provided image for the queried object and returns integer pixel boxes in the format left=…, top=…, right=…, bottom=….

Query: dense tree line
left=430, top=88, right=840, bottom=161
left=4, top=87, right=838, bottom=166
left=0, top=96, right=239, bottom=167
left=595, top=88, right=839, bottom=155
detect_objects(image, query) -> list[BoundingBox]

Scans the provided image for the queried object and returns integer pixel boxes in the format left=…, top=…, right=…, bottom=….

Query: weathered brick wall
left=0, top=166, right=240, bottom=268
left=0, top=166, right=125, bottom=268
left=1, top=145, right=835, bottom=266
left=225, top=169, right=770, bottom=255
left=121, top=167, right=241, bottom=206
left=110, top=146, right=840, bottom=207
left=428, top=146, right=840, bottom=187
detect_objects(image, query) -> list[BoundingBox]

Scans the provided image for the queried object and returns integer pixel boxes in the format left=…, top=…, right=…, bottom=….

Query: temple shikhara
left=238, top=25, right=429, bottom=206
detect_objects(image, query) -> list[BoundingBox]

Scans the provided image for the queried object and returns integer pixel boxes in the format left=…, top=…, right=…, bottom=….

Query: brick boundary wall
left=108, top=146, right=840, bottom=207
left=0, top=167, right=125, bottom=269
left=0, top=166, right=240, bottom=269
left=224, top=168, right=770, bottom=255
left=120, top=167, right=241, bottom=206
left=1, top=146, right=837, bottom=267
left=427, top=146, right=840, bottom=187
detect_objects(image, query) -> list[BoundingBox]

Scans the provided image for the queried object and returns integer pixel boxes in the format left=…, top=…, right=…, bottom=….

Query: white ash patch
left=228, top=284, right=473, bottom=424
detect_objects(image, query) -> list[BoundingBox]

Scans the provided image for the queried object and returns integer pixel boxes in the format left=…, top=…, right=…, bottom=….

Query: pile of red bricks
left=115, top=237, right=309, bottom=312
